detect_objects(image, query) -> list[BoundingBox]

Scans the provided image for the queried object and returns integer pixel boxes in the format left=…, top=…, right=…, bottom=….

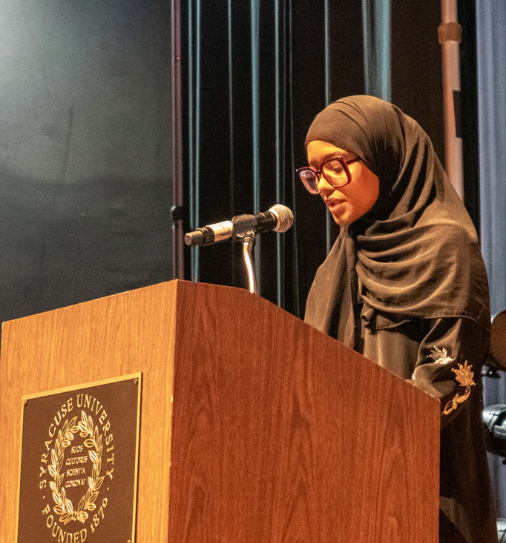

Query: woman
left=298, top=95, right=498, bottom=543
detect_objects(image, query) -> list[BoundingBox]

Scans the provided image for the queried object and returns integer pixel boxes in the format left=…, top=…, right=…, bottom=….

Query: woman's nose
left=317, top=174, right=335, bottom=194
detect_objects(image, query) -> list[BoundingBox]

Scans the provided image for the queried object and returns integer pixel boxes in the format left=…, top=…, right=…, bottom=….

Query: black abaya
left=304, top=96, right=498, bottom=543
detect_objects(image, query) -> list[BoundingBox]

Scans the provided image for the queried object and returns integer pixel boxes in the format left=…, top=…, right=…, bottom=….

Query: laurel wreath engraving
left=48, top=411, right=104, bottom=525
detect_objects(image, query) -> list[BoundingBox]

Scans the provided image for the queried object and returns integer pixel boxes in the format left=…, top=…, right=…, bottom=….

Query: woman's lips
left=325, top=198, right=345, bottom=210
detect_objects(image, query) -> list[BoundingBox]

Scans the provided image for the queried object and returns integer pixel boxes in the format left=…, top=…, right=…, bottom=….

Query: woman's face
left=307, top=140, right=380, bottom=225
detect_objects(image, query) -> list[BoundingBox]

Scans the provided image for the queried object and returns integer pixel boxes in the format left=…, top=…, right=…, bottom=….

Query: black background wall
left=0, top=0, right=172, bottom=324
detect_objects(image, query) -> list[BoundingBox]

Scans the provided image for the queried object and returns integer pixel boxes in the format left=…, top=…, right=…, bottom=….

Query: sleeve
left=407, top=317, right=490, bottom=428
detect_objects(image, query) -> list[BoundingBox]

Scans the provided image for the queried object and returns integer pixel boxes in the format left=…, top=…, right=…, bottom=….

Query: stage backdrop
left=0, top=0, right=173, bottom=323
left=181, top=0, right=448, bottom=318
left=0, top=0, right=449, bottom=324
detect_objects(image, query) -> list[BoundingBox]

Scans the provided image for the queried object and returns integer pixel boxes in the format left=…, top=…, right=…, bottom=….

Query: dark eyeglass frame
left=296, top=155, right=362, bottom=194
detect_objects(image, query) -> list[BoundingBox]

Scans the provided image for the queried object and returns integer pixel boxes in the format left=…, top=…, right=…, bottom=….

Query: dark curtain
left=477, top=0, right=506, bottom=518
left=182, top=0, right=363, bottom=315
left=181, top=0, right=446, bottom=317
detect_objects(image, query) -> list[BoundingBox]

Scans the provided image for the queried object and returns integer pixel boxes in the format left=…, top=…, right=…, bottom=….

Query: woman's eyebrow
left=322, top=151, right=342, bottom=160
left=310, top=151, right=352, bottom=167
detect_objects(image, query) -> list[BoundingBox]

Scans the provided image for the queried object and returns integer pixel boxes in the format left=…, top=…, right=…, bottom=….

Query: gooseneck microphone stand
left=184, top=205, right=293, bottom=295
left=238, top=231, right=257, bottom=294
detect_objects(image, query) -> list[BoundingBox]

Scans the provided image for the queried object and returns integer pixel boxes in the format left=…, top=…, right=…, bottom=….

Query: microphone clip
left=231, top=214, right=258, bottom=242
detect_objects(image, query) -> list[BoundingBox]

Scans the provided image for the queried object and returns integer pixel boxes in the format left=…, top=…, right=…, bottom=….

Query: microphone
left=184, top=204, right=293, bottom=247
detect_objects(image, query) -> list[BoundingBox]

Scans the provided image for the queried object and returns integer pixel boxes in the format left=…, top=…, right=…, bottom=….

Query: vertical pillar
left=439, top=0, right=464, bottom=198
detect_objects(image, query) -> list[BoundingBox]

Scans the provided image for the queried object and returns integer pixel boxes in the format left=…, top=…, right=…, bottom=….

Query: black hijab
left=304, top=96, right=490, bottom=347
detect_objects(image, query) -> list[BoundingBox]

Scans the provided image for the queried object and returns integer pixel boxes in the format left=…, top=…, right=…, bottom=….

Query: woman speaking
left=298, top=95, right=498, bottom=543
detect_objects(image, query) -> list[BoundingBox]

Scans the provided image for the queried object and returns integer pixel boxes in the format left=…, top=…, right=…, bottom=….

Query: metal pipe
left=172, top=0, right=185, bottom=279
left=439, top=0, right=464, bottom=199
left=242, top=233, right=257, bottom=294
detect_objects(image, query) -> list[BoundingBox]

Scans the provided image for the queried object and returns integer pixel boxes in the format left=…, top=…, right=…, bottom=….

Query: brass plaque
left=17, top=374, right=142, bottom=543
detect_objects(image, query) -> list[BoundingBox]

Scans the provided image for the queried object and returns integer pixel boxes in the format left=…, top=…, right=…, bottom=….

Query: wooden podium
left=0, top=280, right=440, bottom=542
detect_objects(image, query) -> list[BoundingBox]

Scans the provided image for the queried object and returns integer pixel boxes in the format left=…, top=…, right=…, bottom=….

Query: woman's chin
left=330, top=209, right=352, bottom=225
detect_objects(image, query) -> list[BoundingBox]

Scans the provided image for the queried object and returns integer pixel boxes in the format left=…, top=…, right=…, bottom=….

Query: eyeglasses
left=296, top=155, right=362, bottom=194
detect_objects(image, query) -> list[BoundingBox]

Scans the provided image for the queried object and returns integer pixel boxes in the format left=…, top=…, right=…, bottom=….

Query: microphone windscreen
left=269, top=204, right=294, bottom=233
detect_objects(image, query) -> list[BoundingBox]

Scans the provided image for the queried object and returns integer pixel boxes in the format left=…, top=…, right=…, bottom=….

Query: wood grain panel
left=0, top=281, right=178, bottom=542
left=168, top=281, right=440, bottom=543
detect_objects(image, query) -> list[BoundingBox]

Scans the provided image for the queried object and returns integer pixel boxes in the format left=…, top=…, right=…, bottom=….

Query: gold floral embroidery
left=442, top=361, right=476, bottom=416
left=429, top=346, right=453, bottom=365
left=453, top=360, right=476, bottom=387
